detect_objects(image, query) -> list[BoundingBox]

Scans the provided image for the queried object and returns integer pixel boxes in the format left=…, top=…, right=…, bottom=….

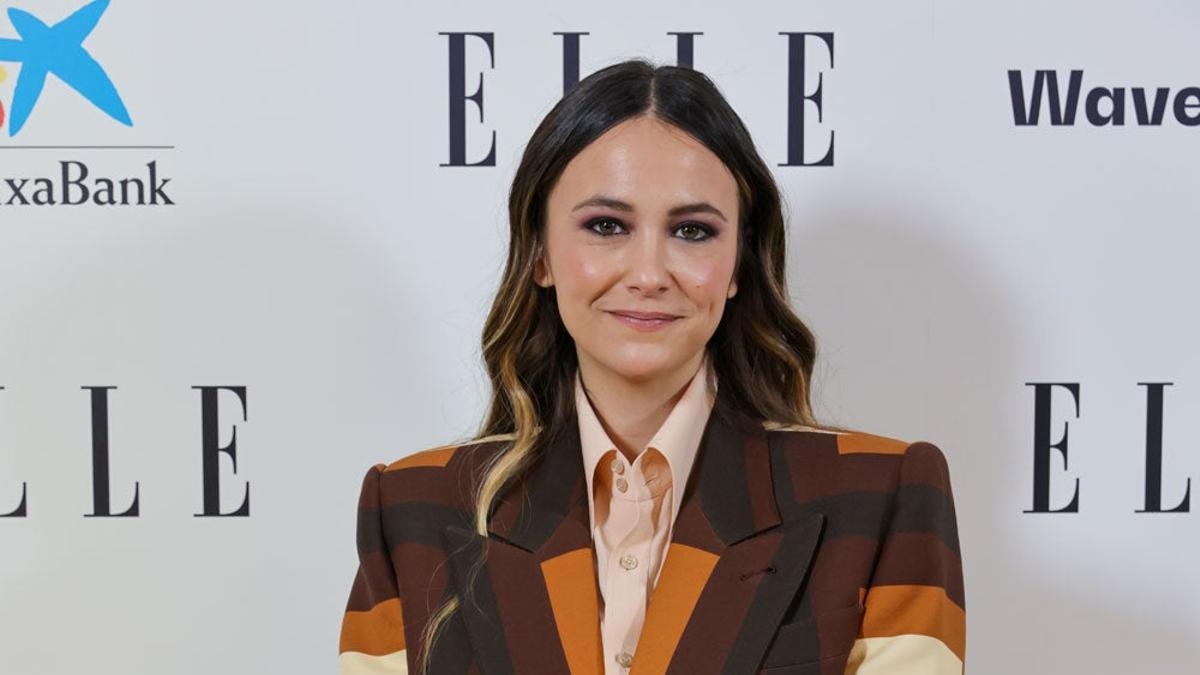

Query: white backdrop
left=1, top=1, right=1197, bottom=673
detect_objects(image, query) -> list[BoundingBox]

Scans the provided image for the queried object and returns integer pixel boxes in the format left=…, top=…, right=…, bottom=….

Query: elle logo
left=0, top=386, right=251, bottom=518
left=438, top=31, right=837, bottom=168
left=1025, top=382, right=1193, bottom=514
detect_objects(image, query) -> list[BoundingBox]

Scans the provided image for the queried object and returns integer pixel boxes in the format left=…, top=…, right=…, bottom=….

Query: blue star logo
left=0, top=0, right=132, bottom=136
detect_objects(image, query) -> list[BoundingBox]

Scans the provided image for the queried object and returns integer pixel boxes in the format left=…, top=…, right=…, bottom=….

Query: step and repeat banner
left=1, top=1, right=1196, bottom=673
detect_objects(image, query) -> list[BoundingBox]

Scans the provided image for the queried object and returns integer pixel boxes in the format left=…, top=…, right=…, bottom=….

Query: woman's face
left=535, top=115, right=741, bottom=384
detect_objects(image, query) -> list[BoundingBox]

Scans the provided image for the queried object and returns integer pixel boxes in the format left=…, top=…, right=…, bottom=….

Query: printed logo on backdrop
left=1024, top=382, right=1192, bottom=514
left=0, top=384, right=251, bottom=519
left=438, top=31, right=837, bottom=168
left=0, top=0, right=173, bottom=207
left=1008, top=69, right=1200, bottom=127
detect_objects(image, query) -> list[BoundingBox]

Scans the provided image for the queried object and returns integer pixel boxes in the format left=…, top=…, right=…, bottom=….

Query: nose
left=624, top=227, right=671, bottom=294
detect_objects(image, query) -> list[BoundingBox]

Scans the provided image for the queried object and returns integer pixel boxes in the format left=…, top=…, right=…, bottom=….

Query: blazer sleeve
left=338, top=463, right=411, bottom=674
left=845, top=441, right=966, bottom=674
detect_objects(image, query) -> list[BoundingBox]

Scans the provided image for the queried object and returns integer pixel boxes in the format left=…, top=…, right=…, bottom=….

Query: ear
left=727, top=278, right=738, bottom=299
left=533, top=249, right=554, bottom=288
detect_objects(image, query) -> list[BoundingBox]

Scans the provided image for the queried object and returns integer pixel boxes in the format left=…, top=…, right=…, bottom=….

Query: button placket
left=605, top=458, right=660, bottom=674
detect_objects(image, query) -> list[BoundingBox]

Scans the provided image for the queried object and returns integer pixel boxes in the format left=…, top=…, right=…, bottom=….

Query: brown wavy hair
left=414, top=57, right=847, bottom=675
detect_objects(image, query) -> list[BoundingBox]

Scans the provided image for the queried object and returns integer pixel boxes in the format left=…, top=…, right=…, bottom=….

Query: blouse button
left=620, top=553, right=639, bottom=570
left=611, top=457, right=624, bottom=474
left=615, top=651, right=633, bottom=668
left=615, top=477, right=628, bottom=493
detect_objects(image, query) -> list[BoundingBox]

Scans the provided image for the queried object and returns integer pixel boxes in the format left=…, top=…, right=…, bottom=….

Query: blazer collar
left=484, top=387, right=778, bottom=552
left=442, top=387, right=825, bottom=675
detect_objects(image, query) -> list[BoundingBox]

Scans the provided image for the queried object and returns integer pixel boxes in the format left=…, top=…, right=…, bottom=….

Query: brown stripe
left=787, top=535, right=877, bottom=618
left=743, top=427, right=776, bottom=530
left=860, top=584, right=965, bottom=662
left=345, top=552, right=399, bottom=611
left=869, top=532, right=965, bottom=609
left=377, top=471, right=463, bottom=510
left=780, top=435, right=907, bottom=501
left=440, top=526, right=517, bottom=675
left=542, top=548, right=604, bottom=675
left=898, top=441, right=955, bottom=487
left=630, top=543, right=719, bottom=675
left=340, top=597, right=407, bottom=656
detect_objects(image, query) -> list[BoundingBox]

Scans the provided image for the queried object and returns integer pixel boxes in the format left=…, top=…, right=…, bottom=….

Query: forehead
left=549, top=116, right=739, bottom=213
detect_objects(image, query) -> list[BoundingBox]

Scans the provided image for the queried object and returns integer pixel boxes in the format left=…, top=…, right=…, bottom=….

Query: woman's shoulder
left=762, top=420, right=954, bottom=483
left=377, top=431, right=517, bottom=474
left=359, top=432, right=518, bottom=509
left=763, top=419, right=901, bottom=450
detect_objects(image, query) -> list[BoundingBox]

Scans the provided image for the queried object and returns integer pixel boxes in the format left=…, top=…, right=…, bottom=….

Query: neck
left=576, top=350, right=706, bottom=463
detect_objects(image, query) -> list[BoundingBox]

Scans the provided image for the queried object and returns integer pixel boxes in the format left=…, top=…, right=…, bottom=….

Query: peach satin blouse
left=574, top=355, right=718, bottom=675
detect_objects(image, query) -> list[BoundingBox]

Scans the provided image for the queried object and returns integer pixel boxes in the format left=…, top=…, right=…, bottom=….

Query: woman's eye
left=587, top=217, right=626, bottom=236
left=586, top=217, right=714, bottom=242
left=675, top=222, right=714, bottom=241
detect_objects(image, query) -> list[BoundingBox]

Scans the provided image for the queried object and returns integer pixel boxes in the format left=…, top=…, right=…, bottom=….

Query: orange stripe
left=382, top=434, right=516, bottom=472
left=837, top=432, right=909, bottom=455
left=339, top=597, right=407, bottom=656
left=859, top=584, right=965, bottom=662
left=541, top=548, right=604, bottom=675
left=385, top=446, right=457, bottom=471
left=629, top=543, right=718, bottom=675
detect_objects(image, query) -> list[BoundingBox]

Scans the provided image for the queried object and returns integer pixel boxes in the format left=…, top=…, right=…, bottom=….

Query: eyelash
left=584, top=217, right=716, bottom=242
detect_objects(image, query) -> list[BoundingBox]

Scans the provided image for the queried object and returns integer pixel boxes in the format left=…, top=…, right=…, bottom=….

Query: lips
left=608, top=310, right=680, bottom=320
left=606, top=310, right=681, bottom=332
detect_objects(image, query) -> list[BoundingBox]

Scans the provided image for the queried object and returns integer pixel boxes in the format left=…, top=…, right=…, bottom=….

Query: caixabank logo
left=0, top=0, right=173, bottom=207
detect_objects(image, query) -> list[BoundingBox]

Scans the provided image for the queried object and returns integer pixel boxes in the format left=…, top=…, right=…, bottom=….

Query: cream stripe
left=338, top=649, right=409, bottom=675
left=844, top=634, right=962, bottom=675
left=762, top=420, right=847, bottom=435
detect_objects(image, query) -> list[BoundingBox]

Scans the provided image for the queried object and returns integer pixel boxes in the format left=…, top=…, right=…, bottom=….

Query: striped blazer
left=338, top=394, right=966, bottom=675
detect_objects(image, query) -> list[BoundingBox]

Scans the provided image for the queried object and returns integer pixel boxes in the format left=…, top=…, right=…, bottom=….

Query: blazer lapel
left=441, top=391, right=826, bottom=675
left=630, top=395, right=826, bottom=675
left=442, top=413, right=604, bottom=675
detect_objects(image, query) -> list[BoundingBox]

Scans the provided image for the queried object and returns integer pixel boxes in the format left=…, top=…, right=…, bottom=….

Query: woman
left=338, top=59, right=965, bottom=675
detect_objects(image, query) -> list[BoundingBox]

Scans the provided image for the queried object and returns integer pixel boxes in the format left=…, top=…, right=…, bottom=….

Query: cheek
left=679, top=257, right=735, bottom=304
left=554, top=244, right=612, bottom=296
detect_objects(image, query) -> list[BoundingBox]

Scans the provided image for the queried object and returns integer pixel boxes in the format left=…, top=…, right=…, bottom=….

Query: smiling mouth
left=606, top=311, right=680, bottom=331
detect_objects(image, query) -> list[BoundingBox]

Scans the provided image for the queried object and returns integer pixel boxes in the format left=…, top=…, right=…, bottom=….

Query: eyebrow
left=570, top=194, right=728, bottom=223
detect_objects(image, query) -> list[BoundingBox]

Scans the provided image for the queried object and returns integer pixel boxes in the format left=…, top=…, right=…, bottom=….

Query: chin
left=596, top=349, right=687, bottom=382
